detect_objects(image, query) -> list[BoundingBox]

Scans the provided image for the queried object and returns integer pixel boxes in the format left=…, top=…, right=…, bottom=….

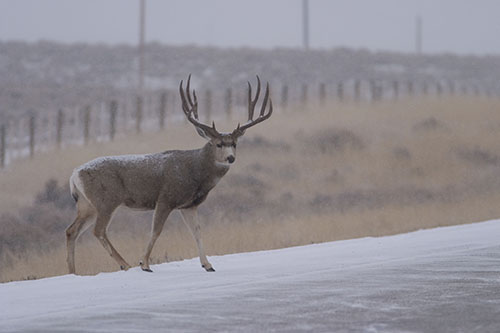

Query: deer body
left=66, top=75, right=272, bottom=274
left=72, top=144, right=229, bottom=213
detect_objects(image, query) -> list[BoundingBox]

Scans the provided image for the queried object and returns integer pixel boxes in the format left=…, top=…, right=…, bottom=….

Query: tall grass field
left=1, top=96, right=500, bottom=282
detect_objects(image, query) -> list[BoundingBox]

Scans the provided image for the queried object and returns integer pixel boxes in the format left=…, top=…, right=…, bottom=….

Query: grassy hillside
left=2, top=96, right=500, bottom=282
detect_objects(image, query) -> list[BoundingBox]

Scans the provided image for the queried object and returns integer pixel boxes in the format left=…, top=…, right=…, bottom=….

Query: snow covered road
left=2, top=220, right=500, bottom=332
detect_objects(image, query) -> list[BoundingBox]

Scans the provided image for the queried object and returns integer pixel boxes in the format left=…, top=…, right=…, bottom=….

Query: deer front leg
left=93, top=211, right=131, bottom=271
left=179, top=207, right=214, bottom=272
left=140, top=205, right=171, bottom=272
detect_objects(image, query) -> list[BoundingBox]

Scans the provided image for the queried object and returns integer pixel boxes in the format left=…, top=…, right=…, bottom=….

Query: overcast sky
left=1, top=0, right=499, bottom=55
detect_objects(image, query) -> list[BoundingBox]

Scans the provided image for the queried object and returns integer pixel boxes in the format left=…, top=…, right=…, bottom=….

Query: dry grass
left=2, top=95, right=500, bottom=282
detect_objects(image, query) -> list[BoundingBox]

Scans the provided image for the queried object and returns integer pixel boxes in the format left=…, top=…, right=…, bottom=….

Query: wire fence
left=0, top=78, right=494, bottom=169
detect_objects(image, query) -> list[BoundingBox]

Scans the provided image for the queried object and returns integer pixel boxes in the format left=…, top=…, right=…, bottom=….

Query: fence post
left=301, top=84, right=308, bottom=106
left=370, top=80, right=377, bottom=102
left=436, top=81, right=443, bottom=96
left=407, top=81, right=414, bottom=96
left=29, top=114, right=36, bottom=158
left=281, top=85, right=288, bottom=110
left=337, top=82, right=344, bottom=102
left=136, top=95, right=143, bottom=133
left=0, top=124, right=5, bottom=168
left=460, top=84, right=467, bottom=96
left=319, top=83, right=326, bottom=106
left=83, top=105, right=90, bottom=145
left=354, top=79, right=361, bottom=102
left=393, top=81, right=399, bottom=100
left=422, top=81, right=428, bottom=96
left=448, top=80, right=455, bottom=95
left=159, top=92, right=167, bottom=130
left=471, top=84, right=477, bottom=96
left=225, top=88, right=232, bottom=119
left=371, top=80, right=383, bottom=102
left=109, top=100, right=117, bottom=141
left=56, top=109, right=64, bottom=149
left=205, top=90, right=212, bottom=121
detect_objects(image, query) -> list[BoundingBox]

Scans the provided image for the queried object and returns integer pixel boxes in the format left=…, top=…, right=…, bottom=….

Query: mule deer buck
left=66, top=75, right=273, bottom=274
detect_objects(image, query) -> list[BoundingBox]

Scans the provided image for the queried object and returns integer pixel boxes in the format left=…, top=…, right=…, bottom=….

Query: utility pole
left=415, top=15, right=422, bottom=55
left=302, top=0, right=310, bottom=50
left=138, top=0, right=146, bottom=93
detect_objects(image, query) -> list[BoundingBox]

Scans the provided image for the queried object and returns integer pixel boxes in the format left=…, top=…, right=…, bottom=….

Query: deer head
left=179, top=75, right=273, bottom=166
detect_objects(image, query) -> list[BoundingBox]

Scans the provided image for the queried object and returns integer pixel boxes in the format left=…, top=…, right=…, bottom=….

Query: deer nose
left=227, top=155, right=235, bottom=164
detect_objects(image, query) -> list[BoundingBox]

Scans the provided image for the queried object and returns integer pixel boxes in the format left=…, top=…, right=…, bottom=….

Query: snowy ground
left=1, top=220, right=500, bottom=333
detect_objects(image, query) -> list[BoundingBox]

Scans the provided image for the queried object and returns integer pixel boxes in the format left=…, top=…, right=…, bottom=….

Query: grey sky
left=1, top=0, right=499, bottom=55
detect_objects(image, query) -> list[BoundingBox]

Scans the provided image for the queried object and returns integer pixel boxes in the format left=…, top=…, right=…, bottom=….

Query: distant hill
left=1, top=40, right=499, bottom=118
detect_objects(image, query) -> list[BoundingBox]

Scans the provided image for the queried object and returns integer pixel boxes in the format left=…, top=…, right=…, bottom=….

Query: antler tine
left=192, top=89, right=199, bottom=119
left=254, top=75, right=261, bottom=104
left=186, top=74, right=194, bottom=107
left=179, top=80, right=189, bottom=114
left=247, top=81, right=252, bottom=120
left=247, top=75, right=261, bottom=121
left=267, top=97, right=273, bottom=118
left=259, top=82, right=270, bottom=117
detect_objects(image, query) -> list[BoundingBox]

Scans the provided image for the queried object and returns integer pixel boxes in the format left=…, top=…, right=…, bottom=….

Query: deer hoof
left=204, top=266, right=215, bottom=272
left=139, top=261, right=152, bottom=272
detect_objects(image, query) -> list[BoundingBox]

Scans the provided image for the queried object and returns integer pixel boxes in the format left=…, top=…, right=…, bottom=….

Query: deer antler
left=233, top=75, right=273, bottom=137
left=180, top=74, right=220, bottom=138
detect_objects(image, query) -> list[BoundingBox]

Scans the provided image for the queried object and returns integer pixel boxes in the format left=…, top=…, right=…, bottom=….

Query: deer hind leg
left=140, top=205, right=171, bottom=272
left=93, top=209, right=131, bottom=271
left=180, top=207, right=214, bottom=272
left=66, top=197, right=96, bottom=274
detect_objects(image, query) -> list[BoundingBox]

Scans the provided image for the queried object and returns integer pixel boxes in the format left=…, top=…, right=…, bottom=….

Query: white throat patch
left=215, top=160, right=231, bottom=167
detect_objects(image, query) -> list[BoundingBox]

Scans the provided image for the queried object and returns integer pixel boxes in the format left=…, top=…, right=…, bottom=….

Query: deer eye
left=231, top=143, right=236, bottom=148
left=216, top=143, right=223, bottom=148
